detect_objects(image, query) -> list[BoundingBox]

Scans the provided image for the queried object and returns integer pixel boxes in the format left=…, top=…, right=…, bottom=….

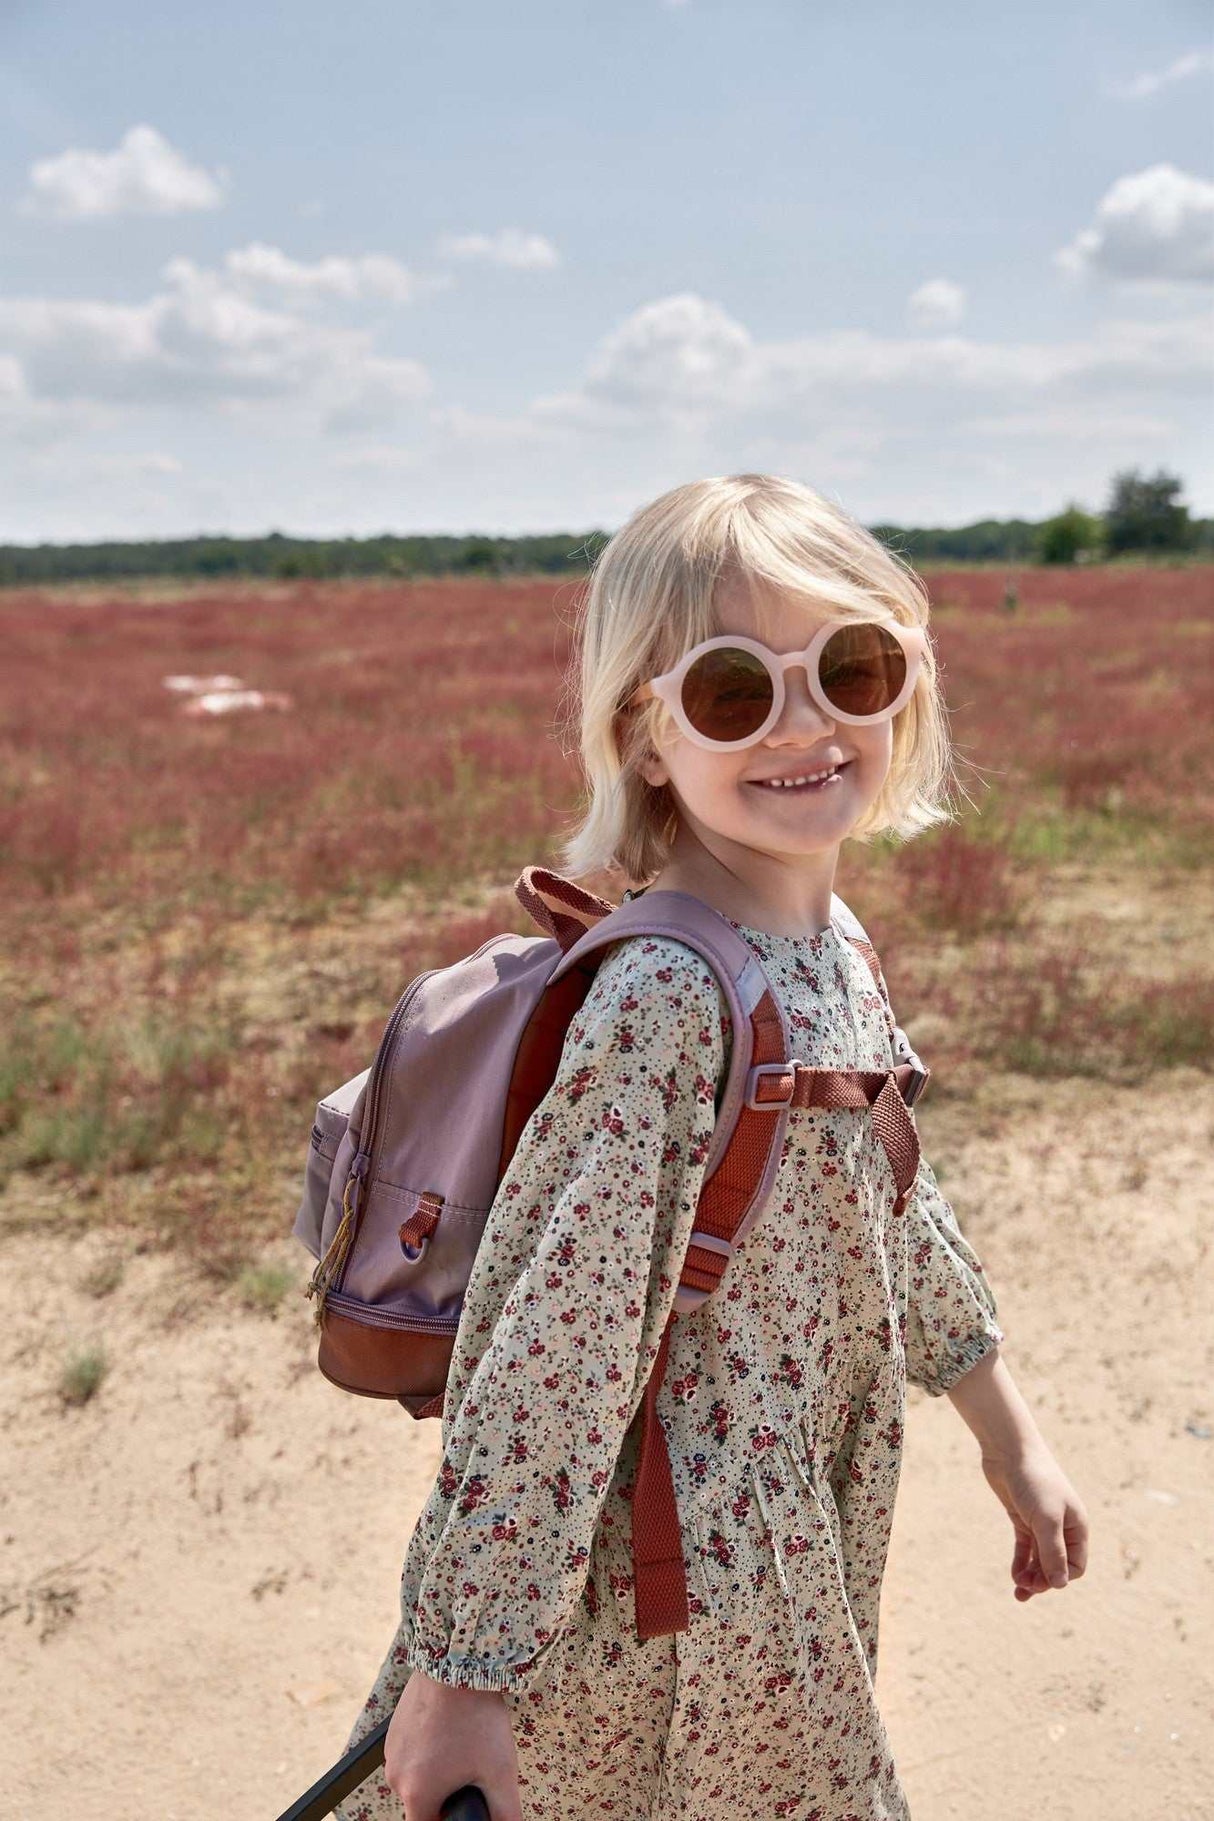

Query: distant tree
left=1037, top=503, right=1103, bottom=565
left=194, top=538, right=242, bottom=576
left=459, top=538, right=499, bottom=574
left=1104, top=467, right=1192, bottom=554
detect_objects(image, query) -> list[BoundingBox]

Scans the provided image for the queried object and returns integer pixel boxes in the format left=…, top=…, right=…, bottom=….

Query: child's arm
left=898, top=1146, right=1090, bottom=1601
left=945, top=1346, right=1090, bottom=1602
left=375, top=936, right=729, bottom=1812
left=901, top=1150, right=1005, bottom=1396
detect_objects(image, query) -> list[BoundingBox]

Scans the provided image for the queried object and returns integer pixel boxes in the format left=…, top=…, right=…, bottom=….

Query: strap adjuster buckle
left=744, top=1061, right=795, bottom=1112
left=892, top=1025, right=929, bottom=1107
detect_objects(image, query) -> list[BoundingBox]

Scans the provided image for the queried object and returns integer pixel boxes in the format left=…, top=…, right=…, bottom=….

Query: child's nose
left=772, top=663, right=835, bottom=736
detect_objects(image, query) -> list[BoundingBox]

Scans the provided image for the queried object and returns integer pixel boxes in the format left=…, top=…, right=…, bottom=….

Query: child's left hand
left=979, top=1439, right=1089, bottom=1602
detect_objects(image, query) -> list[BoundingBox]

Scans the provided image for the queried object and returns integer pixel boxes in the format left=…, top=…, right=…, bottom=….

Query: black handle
left=274, top=1713, right=490, bottom=1821
left=441, top=1788, right=491, bottom=1820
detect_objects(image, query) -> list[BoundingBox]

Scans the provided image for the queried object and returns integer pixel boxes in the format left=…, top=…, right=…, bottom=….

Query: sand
left=2, top=1067, right=1211, bottom=1820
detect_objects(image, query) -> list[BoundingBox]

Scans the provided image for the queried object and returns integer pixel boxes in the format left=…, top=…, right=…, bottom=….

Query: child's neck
left=638, top=850, right=840, bottom=941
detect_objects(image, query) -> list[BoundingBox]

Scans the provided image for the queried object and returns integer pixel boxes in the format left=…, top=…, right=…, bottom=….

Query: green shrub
left=235, top=1261, right=295, bottom=1315
left=58, top=1341, right=108, bottom=1407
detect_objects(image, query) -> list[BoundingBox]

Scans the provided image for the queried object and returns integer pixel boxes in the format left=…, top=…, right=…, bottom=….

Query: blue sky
left=1, top=0, right=1211, bottom=540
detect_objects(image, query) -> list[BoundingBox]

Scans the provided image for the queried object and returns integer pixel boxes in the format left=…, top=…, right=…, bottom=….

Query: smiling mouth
left=747, top=761, right=853, bottom=794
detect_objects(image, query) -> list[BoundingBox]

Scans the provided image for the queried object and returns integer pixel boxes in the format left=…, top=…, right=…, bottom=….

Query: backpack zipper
left=305, top=965, right=442, bottom=1311
left=322, top=1288, right=460, bottom=1334
left=311, top=933, right=519, bottom=1309
left=361, top=933, right=512, bottom=1191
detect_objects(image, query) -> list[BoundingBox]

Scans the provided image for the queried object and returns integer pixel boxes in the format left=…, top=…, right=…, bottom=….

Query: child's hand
left=383, top=1667, right=522, bottom=1820
left=979, top=1439, right=1089, bottom=1602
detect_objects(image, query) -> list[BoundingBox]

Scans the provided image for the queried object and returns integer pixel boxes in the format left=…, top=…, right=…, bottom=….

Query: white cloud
left=524, top=292, right=1212, bottom=448
left=4, top=277, right=1209, bottom=535
left=907, top=279, right=967, bottom=330
left=21, top=124, right=226, bottom=219
left=0, top=257, right=429, bottom=433
left=0, top=353, right=26, bottom=401
left=1105, top=48, right=1214, bottom=101
left=222, top=242, right=418, bottom=304
left=436, top=228, right=560, bottom=270
left=538, top=293, right=755, bottom=428
left=1055, top=163, right=1214, bottom=285
left=0, top=349, right=107, bottom=447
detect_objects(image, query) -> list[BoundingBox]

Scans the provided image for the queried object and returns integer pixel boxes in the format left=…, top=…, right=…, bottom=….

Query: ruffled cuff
left=404, top=1643, right=528, bottom=1693
left=913, top=1318, right=1004, bottom=1398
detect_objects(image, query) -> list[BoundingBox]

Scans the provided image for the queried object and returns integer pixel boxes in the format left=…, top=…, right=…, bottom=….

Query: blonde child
left=336, top=474, right=1089, bottom=1820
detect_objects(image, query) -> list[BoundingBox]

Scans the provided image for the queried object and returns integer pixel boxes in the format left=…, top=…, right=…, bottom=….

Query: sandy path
left=2, top=1068, right=1210, bottom=1820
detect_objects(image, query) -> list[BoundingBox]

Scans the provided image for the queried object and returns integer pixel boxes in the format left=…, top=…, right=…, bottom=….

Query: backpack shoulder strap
left=830, top=890, right=891, bottom=1002
left=536, top=877, right=795, bottom=1292
left=514, top=869, right=926, bottom=1644
left=521, top=872, right=794, bottom=1643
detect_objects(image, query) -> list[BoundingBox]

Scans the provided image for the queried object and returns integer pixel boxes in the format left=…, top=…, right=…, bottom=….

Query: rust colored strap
left=679, top=1067, right=922, bottom=1302
left=870, top=1073, right=921, bottom=1218
left=629, top=1313, right=691, bottom=1640
left=514, top=866, right=615, bottom=954
left=533, top=890, right=923, bottom=1642
left=749, top=1058, right=918, bottom=1112
left=772, top=1060, right=921, bottom=1214
left=630, top=1064, right=924, bottom=1641
left=399, top=1190, right=444, bottom=1253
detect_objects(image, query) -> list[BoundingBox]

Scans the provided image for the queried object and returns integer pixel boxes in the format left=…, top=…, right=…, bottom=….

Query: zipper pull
left=305, top=1149, right=372, bottom=1318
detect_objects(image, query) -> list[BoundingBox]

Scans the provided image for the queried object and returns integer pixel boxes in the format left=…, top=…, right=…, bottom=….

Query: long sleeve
left=399, top=935, right=732, bottom=1691
left=902, top=1149, right=1005, bottom=1397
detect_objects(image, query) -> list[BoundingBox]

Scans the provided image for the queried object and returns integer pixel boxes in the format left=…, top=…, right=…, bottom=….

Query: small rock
left=1183, top=1420, right=1211, bottom=1440
left=1143, top=1488, right=1180, bottom=1506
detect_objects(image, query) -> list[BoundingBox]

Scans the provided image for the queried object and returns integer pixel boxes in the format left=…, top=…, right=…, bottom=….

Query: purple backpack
left=292, top=865, right=928, bottom=1639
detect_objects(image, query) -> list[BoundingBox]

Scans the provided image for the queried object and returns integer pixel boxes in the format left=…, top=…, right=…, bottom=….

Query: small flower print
left=338, top=927, right=1001, bottom=1821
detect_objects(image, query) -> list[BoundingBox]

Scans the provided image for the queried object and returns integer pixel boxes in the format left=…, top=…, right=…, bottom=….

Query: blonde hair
left=553, top=473, right=959, bottom=886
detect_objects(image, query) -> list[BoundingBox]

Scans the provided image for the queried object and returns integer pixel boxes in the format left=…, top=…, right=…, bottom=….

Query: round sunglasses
left=626, top=619, right=927, bottom=751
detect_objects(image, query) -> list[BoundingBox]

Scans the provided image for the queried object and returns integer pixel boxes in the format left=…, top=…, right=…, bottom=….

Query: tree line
left=1, top=468, right=1207, bottom=585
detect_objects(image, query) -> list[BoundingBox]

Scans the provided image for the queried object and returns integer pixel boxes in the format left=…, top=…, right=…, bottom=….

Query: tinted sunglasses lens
left=681, top=646, right=773, bottom=742
left=819, top=623, right=907, bottom=717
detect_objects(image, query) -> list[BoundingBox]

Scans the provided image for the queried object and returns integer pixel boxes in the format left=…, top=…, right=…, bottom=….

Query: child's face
left=637, top=570, right=894, bottom=867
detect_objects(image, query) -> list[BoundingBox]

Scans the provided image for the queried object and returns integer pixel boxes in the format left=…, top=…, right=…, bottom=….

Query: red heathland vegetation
left=0, top=567, right=1210, bottom=1257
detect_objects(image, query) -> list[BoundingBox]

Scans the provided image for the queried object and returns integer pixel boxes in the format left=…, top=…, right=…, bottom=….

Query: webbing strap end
left=744, top=1061, right=795, bottom=1111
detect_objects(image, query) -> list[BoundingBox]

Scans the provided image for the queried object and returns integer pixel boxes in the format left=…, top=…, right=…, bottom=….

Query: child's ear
left=615, top=707, right=670, bottom=790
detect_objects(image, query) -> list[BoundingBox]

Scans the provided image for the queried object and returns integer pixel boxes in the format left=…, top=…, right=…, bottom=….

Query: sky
left=1, top=0, right=1211, bottom=542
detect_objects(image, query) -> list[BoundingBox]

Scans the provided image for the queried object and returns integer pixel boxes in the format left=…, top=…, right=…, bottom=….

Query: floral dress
left=334, top=917, right=1004, bottom=1821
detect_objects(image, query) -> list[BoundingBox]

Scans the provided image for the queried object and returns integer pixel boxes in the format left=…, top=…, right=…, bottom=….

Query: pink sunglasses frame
left=627, top=619, right=928, bottom=751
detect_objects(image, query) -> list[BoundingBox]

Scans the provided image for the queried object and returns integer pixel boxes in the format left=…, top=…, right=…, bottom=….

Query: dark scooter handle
left=274, top=1712, right=491, bottom=1820
left=440, top=1788, right=491, bottom=1820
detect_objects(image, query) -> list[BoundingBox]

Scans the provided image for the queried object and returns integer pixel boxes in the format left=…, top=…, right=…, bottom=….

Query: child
left=336, top=474, right=1089, bottom=1820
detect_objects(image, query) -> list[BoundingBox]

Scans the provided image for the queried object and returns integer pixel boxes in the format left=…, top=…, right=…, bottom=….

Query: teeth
left=758, top=767, right=839, bottom=788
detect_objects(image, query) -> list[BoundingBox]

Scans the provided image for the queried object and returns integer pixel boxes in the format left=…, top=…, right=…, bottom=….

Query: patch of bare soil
left=2, top=1067, right=1211, bottom=1820
left=1029, top=858, right=1211, bottom=984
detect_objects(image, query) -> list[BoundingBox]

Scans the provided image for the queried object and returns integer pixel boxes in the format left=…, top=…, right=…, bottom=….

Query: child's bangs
left=710, top=495, right=919, bottom=636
